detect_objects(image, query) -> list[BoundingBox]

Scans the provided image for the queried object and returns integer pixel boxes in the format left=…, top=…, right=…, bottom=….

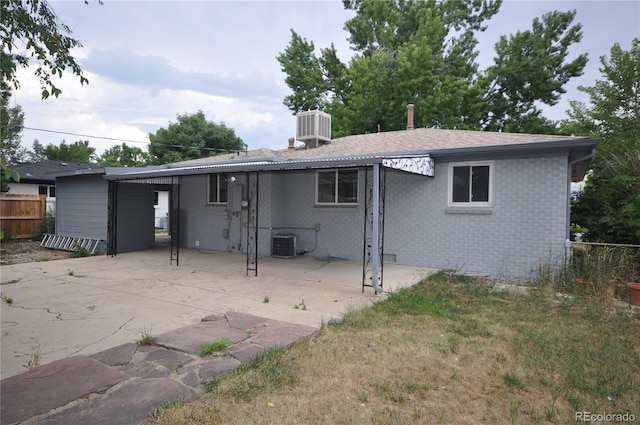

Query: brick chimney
left=288, top=137, right=295, bottom=151
left=406, top=104, right=415, bottom=130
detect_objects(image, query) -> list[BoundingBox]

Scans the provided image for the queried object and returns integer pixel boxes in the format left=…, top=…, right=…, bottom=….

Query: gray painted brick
left=178, top=155, right=570, bottom=280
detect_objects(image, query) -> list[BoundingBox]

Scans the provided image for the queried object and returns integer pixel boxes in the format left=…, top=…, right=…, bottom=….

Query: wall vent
left=272, top=233, right=297, bottom=258
left=296, top=111, right=331, bottom=148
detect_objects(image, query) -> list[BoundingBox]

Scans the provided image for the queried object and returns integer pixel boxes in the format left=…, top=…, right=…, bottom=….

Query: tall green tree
left=565, top=39, right=640, bottom=244
left=0, top=81, right=27, bottom=162
left=0, top=81, right=25, bottom=191
left=276, top=30, right=328, bottom=112
left=481, top=10, right=587, bottom=133
left=148, top=111, right=245, bottom=165
left=1, top=0, right=97, bottom=99
left=277, top=1, right=587, bottom=137
left=30, top=140, right=96, bottom=163
left=98, top=143, right=151, bottom=167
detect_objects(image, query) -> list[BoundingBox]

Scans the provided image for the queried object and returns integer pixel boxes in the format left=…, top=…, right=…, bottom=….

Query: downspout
left=566, top=148, right=596, bottom=252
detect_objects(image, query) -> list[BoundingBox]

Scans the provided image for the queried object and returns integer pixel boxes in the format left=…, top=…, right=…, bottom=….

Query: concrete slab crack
left=69, top=318, right=134, bottom=356
left=303, top=259, right=331, bottom=273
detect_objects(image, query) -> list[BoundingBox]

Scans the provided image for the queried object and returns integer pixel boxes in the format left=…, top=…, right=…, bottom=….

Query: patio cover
left=103, top=154, right=434, bottom=181
left=102, top=154, right=434, bottom=293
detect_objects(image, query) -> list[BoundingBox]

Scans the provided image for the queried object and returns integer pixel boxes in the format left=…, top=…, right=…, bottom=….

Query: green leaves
left=278, top=1, right=584, bottom=137
left=148, top=111, right=245, bottom=165
left=569, top=39, right=640, bottom=244
left=276, top=30, right=328, bottom=113
left=30, top=140, right=96, bottom=163
left=1, top=0, right=94, bottom=99
left=0, top=82, right=27, bottom=163
left=482, top=10, right=587, bottom=133
left=97, top=143, right=151, bottom=167
left=0, top=159, right=20, bottom=192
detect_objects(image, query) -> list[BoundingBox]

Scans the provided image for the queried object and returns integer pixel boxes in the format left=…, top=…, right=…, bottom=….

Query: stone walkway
left=1, top=312, right=319, bottom=425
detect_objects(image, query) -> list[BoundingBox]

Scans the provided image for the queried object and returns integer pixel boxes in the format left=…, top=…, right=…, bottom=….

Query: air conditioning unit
left=296, top=111, right=331, bottom=148
left=272, top=233, right=297, bottom=258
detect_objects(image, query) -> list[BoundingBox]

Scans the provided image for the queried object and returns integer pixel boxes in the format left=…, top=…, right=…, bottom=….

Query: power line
left=23, top=126, right=246, bottom=153
left=23, top=126, right=149, bottom=145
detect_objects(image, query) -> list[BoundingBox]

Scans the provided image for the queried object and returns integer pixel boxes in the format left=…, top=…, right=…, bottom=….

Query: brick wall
left=179, top=154, right=569, bottom=280
left=384, top=154, right=568, bottom=279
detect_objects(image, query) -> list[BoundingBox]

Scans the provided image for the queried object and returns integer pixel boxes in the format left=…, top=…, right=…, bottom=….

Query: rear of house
left=169, top=152, right=569, bottom=280
left=52, top=111, right=597, bottom=284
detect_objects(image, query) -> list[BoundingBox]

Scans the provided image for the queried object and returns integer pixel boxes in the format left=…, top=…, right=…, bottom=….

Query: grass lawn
left=148, top=272, right=640, bottom=425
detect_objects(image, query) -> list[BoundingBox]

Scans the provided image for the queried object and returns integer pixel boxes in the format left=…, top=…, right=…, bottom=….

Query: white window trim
left=447, top=161, right=494, bottom=207
left=315, top=169, right=359, bottom=206
left=207, top=174, right=228, bottom=205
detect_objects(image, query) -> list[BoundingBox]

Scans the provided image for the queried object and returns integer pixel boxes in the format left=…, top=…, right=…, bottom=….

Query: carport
left=105, top=154, right=434, bottom=294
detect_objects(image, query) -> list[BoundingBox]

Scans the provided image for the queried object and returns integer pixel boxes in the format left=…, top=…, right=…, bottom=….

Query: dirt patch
left=0, top=239, right=74, bottom=265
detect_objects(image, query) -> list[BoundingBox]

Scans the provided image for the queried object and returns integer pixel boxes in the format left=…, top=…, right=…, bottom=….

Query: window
left=316, top=169, right=358, bottom=205
left=208, top=174, right=229, bottom=204
left=449, top=162, right=492, bottom=206
left=39, top=185, right=55, bottom=198
left=154, top=191, right=159, bottom=206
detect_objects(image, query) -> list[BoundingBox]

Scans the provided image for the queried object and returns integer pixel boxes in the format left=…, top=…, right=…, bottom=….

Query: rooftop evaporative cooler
left=296, top=110, right=331, bottom=148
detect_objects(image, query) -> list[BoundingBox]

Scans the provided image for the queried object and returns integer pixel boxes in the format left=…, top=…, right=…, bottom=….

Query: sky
left=9, top=0, right=640, bottom=158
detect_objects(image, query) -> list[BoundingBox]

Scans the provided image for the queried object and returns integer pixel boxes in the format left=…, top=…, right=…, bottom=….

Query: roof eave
left=427, top=138, right=599, bottom=157
left=56, top=168, right=106, bottom=177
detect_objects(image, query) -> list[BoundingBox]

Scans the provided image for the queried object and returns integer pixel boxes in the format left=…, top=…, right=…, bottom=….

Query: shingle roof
left=171, top=148, right=281, bottom=166
left=283, top=128, right=597, bottom=159
left=175, top=127, right=597, bottom=165
left=10, top=161, right=97, bottom=183
left=108, top=127, right=599, bottom=182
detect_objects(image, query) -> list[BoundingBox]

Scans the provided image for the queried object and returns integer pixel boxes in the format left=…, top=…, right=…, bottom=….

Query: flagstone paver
left=0, top=312, right=319, bottom=425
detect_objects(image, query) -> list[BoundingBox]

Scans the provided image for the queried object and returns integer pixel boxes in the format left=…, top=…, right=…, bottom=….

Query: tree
left=0, top=162, right=19, bottom=192
left=98, top=143, right=151, bottom=167
left=276, top=30, right=328, bottom=112
left=29, top=139, right=96, bottom=163
left=148, top=111, right=245, bottom=165
left=1, top=0, right=97, bottom=99
left=0, top=81, right=27, bottom=162
left=279, top=0, right=500, bottom=136
left=566, top=39, right=640, bottom=244
left=481, top=10, right=587, bottom=133
left=0, top=81, right=25, bottom=192
left=277, top=1, right=587, bottom=137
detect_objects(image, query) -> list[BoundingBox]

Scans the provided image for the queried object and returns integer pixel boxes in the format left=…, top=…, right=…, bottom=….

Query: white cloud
left=10, top=0, right=640, bottom=158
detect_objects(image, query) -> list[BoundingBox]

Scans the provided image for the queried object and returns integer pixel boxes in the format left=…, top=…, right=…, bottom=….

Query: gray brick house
left=55, top=111, right=598, bottom=289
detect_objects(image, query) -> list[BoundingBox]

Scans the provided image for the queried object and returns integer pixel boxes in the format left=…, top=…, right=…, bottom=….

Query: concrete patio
left=1, top=246, right=433, bottom=380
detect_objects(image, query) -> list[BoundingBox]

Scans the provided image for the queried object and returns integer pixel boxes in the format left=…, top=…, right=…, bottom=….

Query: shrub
left=532, top=245, right=639, bottom=301
left=34, top=208, right=55, bottom=241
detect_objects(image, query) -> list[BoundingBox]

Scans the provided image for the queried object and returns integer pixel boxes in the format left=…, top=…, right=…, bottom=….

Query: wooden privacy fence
left=0, top=194, right=46, bottom=239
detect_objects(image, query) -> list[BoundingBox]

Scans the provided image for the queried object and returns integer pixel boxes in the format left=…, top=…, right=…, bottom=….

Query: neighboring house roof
left=106, top=127, right=598, bottom=183
left=10, top=161, right=96, bottom=184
